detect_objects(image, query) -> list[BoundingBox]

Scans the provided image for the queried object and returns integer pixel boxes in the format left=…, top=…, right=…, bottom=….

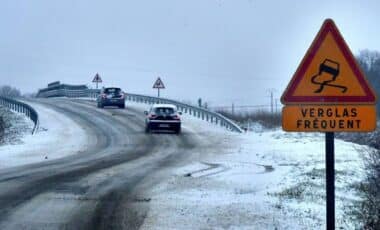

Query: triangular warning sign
left=153, top=77, right=165, bottom=89
left=281, top=19, right=376, bottom=104
left=92, top=73, right=102, bottom=83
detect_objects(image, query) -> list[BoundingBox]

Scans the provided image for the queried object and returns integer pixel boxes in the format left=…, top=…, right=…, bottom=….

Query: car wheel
left=145, top=125, right=150, bottom=133
left=119, top=104, right=125, bottom=109
left=174, top=126, right=181, bottom=135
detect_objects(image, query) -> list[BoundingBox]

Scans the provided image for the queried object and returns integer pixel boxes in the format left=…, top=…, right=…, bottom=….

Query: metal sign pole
left=158, top=88, right=160, bottom=98
left=325, top=132, right=335, bottom=230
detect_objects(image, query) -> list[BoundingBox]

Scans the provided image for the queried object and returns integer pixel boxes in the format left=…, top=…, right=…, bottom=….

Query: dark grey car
left=144, top=104, right=182, bottom=134
left=97, top=87, right=125, bottom=108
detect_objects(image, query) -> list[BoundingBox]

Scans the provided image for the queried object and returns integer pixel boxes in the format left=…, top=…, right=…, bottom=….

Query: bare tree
left=356, top=50, right=380, bottom=112
left=0, top=85, right=21, bottom=98
left=357, top=49, right=380, bottom=71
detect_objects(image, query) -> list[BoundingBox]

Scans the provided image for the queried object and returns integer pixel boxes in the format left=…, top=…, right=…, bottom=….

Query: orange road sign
left=281, top=19, right=377, bottom=105
left=282, top=105, right=376, bottom=132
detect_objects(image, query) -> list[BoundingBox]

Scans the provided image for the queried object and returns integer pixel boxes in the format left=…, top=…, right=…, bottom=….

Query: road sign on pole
left=281, top=19, right=377, bottom=230
left=153, top=77, right=165, bottom=98
left=92, top=73, right=103, bottom=89
left=281, top=19, right=376, bottom=105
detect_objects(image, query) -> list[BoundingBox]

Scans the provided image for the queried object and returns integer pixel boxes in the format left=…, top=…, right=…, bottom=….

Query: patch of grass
left=303, top=168, right=347, bottom=179
left=217, top=110, right=281, bottom=129
left=0, top=107, right=31, bottom=145
left=276, top=184, right=306, bottom=199
left=271, top=181, right=323, bottom=200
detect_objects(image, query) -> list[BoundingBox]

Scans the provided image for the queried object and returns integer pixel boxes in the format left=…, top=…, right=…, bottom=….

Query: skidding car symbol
left=311, top=59, right=347, bottom=93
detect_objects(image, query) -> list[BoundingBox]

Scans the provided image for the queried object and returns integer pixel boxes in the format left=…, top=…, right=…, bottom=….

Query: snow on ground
left=0, top=107, right=33, bottom=145
left=139, top=125, right=369, bottom=229
left=0, top=102, right=91, bottom=169
left=1, top=99, right=368, bottom=228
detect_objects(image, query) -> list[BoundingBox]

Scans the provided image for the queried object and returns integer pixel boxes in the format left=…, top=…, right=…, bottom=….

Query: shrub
left=351, top=149, right=380, bottom=229
left=217, top=110, right=281, bottom=129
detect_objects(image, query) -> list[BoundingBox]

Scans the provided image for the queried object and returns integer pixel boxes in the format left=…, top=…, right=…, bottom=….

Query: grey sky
left=1, top=0, right=380, bottom=106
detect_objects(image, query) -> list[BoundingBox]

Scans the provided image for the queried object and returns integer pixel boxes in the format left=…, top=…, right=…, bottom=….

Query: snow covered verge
left=0, top=107, right=33, bottom=145
left=0, top=102, right=91, bottom=169
left=140, top=127, right=370, bottom=229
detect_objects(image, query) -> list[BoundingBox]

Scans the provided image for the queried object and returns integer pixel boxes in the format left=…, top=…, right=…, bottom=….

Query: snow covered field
left=139, top=125, right=368, bottom=229
left=122, top=100, right=368, bottom=229
left=0, top=102, right=91, bottom=169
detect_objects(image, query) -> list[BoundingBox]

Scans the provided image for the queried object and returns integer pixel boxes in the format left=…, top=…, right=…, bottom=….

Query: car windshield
left=104, top=88, right=121, bottom=94
left=154, top=107, right=175, bottom=115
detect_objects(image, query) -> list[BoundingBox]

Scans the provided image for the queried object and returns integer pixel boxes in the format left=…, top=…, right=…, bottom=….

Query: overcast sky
left=1, top=0, right=380, bottom=106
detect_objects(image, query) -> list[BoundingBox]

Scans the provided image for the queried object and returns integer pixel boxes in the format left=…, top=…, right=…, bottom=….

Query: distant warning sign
left=153, top=77, right=165, bottom=89
left=281, top=19, right=376, bottom=104
left=92, top=73, right=102, bottom=83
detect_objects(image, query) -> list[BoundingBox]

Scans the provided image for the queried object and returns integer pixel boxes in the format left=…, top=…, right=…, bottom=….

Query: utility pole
left=267, top=88, right=276, bottom=115
left=275, top=99, right=278, bottom=114
left=271, top=91, right=274, bottom=114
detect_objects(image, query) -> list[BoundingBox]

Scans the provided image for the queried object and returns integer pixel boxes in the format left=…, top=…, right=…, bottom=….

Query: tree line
left=0, top=85, right=21, bottom=98
left=356, top=49, right=380, bottom=112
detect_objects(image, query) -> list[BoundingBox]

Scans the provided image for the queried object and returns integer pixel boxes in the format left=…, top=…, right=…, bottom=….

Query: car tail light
left=173, top=115, right=181, bottom=120
left=120, top=93, right=125, bottom=99
left=148, top=114, right=157, bottom=119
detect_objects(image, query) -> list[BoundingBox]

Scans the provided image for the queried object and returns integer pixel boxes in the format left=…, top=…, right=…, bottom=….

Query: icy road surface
left=0, top=99, right=368, bottom=229
left=0, top=98, right=226, bottom=229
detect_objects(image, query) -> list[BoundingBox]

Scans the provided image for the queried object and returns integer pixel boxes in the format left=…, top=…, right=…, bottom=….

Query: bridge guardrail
left=125, top=93, right=243, bottom=133
left=0, top=96, right=39, bottom=134
left=37, top=89, right=100, bottom=98
left=37, top=88, right=243, bottom=133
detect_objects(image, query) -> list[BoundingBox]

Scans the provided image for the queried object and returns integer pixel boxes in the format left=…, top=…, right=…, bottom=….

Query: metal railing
left=0, top=96, right=39, bottom=134
left=125, top=93, right=243, bottom=133
left=37, top=88, right=243, bottom=133
left=37, top=88, right=100, bottom=98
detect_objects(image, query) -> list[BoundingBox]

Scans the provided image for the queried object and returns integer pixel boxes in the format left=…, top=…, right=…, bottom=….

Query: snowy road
left=0, top=98, right=368, bottom=229
left=0, top=98, right=222, bottom=230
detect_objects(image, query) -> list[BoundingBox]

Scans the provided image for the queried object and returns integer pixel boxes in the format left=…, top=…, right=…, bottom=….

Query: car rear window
left=104, top=88, right=121, bottom=94
left=154, top=107, right=175, bottom=115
